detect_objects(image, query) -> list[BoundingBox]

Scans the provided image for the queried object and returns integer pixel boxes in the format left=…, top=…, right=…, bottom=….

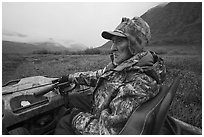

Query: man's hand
left=52, top=75, right=70, bottom=84
left=52, top=75, right=71, bottom=93
left=59, top=75, right=70, bottom=83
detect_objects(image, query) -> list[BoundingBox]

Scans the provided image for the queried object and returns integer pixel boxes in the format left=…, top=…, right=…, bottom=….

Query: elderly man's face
left=111, top=36, right=132, bottom=65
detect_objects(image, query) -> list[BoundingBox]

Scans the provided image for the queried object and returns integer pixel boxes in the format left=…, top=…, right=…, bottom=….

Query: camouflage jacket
left=69, top=51, right=166, bottom=135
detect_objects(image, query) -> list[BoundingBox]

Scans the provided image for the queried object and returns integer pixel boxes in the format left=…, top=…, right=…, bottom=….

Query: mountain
left=58, top=40, right=87, bottom=51
left=141, top=2, right=202, bottom=45
left=95, top=41, right=112, bottom=52
left=3, top=41, right=39, bottom=54
left=2, top=41, right=68, bottom=54
left=32, top=42, right=68, bottom=51
left=2, top=30, right=88, bottom=54
left=68, top=43, right=87, bottom=51
left=97, top=2, right=202, bottom=51
left=2, top=39, right=87, bottom=54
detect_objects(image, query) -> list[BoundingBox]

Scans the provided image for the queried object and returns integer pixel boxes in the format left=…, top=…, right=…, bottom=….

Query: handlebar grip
left=34, top=84, right=56, bottom=96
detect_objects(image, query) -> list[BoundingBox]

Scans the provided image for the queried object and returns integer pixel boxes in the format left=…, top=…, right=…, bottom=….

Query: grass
left=2, top=44, right=202, bottom=128
left=2, top=53, right=25, bottom=84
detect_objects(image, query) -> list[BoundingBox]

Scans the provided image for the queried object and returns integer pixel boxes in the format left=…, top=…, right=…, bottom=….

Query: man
left=55, top=16, right=166, bottom=135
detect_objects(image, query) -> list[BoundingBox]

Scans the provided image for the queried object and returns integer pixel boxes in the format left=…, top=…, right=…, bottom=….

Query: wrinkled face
left=111, top=36, right=132, bottom=65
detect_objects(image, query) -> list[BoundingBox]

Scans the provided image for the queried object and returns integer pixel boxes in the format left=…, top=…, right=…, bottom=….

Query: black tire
left=9, top=127, right=30, bottom=135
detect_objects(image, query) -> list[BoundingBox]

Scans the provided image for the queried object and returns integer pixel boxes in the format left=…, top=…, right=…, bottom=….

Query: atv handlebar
left=34, top=81, right=76, bottom=97
left=33, top=84, right=57, bottom=96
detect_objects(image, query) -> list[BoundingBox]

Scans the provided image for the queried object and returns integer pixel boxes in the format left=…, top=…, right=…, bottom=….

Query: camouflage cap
left=102, top=16, right=151, bottom=43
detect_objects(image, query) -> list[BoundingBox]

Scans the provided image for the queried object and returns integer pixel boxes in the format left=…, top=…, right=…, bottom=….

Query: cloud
left=2, top=30, right=27, bottom=37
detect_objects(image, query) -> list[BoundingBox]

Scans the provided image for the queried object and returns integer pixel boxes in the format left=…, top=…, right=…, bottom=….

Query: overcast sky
left=3, top=2, right=162, bottom=48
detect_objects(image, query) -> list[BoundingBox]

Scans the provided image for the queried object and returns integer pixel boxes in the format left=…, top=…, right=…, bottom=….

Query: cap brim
left=102, top=31, right=126, bottom=40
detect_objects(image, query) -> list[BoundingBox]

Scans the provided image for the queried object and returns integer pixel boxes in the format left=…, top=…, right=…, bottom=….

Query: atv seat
left=119, top=77, right=180, bottom=135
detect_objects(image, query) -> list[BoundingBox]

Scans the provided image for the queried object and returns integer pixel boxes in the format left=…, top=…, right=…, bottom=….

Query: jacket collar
left=112, top=51, right=149, bottom=71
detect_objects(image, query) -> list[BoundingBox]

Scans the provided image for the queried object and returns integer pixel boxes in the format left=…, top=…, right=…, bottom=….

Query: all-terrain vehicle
left=2, top=76, right=202, bottom=135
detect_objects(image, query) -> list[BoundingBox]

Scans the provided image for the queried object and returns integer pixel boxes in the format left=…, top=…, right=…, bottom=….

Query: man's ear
left=126, top=34, right=144, bottom=55
left=140, top=35, right=148, bottom=47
